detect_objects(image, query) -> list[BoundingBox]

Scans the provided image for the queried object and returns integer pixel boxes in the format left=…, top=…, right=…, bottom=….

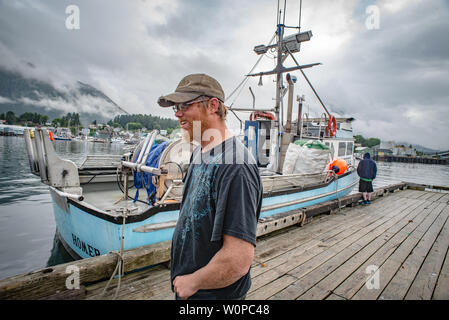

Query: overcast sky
left=1, top=0, right=448, bottom=150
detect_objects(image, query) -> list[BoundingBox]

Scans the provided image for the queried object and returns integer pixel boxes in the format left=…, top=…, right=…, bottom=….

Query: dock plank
left=293, top=198, right=427, bottom=300
left=379, top=203, right=448, bottom=300
left=325, top=200, right=441, bottom=299
left=433, top=235, right=449, bottom=300
left=352, top=202, right=447, bottom=300
left=247, top=274, right=297, bottom=300
left=427, top=192, right=446, bottom=202
left=438, top=193, right=449, bottom=204
left=267, top=196, right=422, bottom=300
left=253, top=192, right=402, bottom=264
left=352, top=201, right=446, bottom=300
left=326, top=293, right=347, bottom=300
left=248, top=194, right=412, bottom=295
left=86, top=265, right=171, bottom=300
left=416, top=191, right=437, bottom=200
left=251, top=193, right=404, bottom=279
left=404, top=204, right=449, bottom=300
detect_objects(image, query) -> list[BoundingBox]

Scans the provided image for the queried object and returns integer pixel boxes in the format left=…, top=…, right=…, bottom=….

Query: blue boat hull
left=54, top=137, right=72, bottom=141
left=51, top=170, right=358, bottom=259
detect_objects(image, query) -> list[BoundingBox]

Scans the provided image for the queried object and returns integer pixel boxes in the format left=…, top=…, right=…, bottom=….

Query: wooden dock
left=1, top=183, right=448, bottom=300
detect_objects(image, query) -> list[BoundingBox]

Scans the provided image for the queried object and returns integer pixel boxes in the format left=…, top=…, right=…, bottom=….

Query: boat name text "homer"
left=72, top=233, right=100, bottom=257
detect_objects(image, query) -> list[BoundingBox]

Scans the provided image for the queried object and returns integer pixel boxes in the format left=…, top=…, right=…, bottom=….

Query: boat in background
left=22, top=2, right=358, bottom=260
left=0, top=124, right=26, bottom=136
left=53, top=128, right=72, bottom=141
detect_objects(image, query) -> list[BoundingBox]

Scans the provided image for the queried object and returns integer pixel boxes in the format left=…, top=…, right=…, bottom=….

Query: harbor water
left=1, top=135, right=449, bottom=280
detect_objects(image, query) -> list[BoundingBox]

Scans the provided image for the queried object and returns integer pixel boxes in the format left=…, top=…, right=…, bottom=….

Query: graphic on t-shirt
left=177, top=153, right=221, bottom=243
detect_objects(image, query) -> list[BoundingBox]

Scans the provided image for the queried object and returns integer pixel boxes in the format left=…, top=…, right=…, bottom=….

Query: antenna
left=276, top=0, right=280, bottom=25
left=283, top=0, right=287, bottom=25
left=298, top=0, right=302, bottom=30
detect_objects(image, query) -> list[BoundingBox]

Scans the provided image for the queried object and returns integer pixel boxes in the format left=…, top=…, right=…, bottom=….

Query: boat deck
left=85, top=188, right=449, bottom=300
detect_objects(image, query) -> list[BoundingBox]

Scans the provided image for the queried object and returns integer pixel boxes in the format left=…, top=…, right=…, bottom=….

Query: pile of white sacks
left=282, top=140, right=332, bottom=175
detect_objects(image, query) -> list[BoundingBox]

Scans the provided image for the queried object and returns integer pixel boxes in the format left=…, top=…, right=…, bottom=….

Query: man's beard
left=181, top=108, right=210, bottom=143
left=181, top=118, right=210, bottom=143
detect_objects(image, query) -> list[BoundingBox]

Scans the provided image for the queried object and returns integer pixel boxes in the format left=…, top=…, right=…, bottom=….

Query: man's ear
left=207, top=98, right=219, bottom=115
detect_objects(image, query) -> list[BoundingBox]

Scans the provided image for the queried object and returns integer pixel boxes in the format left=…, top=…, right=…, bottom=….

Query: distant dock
left=1, top=182, right=448, bottom=300
left=374, top=154, right=448, bottom=165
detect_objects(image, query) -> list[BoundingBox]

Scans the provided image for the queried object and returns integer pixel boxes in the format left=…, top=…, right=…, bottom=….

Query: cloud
left=0, top=0, right=448, bottom=149
left=308, top=0, right=449, bottom=149
left=15, top=94, right=121, bottom=119
left=0, top=96, right=14, bottom=104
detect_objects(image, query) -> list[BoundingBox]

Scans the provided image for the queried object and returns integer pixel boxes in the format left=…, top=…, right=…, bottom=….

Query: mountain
left=0, top=67, right=129, bottom=125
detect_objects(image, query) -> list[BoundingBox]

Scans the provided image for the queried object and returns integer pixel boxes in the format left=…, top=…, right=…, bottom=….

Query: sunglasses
left=172, top=97, right=210, bottom=113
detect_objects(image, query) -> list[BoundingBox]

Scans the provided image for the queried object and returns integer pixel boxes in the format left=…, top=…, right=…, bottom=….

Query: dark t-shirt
left=170, top=136, right=263, bottom=299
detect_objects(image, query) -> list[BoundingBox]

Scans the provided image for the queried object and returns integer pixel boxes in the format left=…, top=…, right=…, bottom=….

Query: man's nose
left=175, top=109, right=183, bottom=118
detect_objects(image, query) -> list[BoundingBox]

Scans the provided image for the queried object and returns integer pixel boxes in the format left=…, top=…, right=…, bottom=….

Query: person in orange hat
left=158, top=73, right=262, bottom=300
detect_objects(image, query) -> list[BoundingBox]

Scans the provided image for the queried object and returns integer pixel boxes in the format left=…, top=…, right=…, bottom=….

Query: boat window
left=346, top=142, right=353, bottom=155
left=338, top=142, right=346, bottom=157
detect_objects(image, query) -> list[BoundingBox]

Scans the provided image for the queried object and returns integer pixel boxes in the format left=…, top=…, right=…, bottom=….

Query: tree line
left=109, top=114, right=179, bottom=131
left=354, top=135, right=381, bottom=148
left=1, top=111, right=49, bottom=126
left=1, top=110, right=179, bottom=132
left=0, top=111, right=81, bottom=127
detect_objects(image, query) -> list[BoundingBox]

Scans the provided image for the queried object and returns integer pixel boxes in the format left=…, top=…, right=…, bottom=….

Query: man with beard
left=157, top=73, right=262, bottom=300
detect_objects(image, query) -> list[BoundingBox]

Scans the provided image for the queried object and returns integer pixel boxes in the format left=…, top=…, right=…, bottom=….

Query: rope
left=335, top=175, right=342, bottom=212
left=102, top=208, right=127, bottom=299
left=300, top=210, right=307, bottom=227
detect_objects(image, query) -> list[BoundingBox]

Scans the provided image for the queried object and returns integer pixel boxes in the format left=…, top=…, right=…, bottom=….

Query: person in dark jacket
left=357, top=152, right=377, bottom=205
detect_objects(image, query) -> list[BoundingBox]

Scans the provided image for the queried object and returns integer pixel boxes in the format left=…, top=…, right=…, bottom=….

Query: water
left=372, top=161, right=449, bottom=190
left=1, top=136, right=449, bottom=280
left=0, top=136, right=127, bottom=280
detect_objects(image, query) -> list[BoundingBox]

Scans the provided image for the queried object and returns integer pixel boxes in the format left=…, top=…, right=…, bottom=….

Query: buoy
left=48, top=130, right=54, bottom=141
left=325, top=114, right=337, bottom=137
left=250, top=111, right=275, bottom=121
left=328, top=158, right=348, bottom=175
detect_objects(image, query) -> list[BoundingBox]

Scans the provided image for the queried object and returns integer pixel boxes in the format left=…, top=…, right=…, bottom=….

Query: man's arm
left=173, top=234, right=254, bottom=299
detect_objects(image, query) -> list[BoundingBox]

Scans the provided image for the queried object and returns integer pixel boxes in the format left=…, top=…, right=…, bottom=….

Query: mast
left=275, top=17, right=285, bottom=172
left=239, top=0, right=334, bottom=172
left=248, top=1, right=316, bottom=172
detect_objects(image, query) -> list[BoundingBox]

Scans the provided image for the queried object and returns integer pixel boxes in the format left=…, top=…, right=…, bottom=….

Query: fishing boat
left=23, top=2, right=358, bottom=260
left=53, top=128, right=72, bottom=141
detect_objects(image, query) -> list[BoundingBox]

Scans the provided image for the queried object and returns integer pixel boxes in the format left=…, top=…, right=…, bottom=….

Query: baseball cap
left=157, top=73, right=225, bottom=107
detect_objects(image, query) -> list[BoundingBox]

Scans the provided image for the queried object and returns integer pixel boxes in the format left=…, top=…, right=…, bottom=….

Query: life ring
left=328, top=158, right=348, bottom=175
left=325, top=114, right=337, bottom=137
left=250, top=111, right=275, bottom=121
